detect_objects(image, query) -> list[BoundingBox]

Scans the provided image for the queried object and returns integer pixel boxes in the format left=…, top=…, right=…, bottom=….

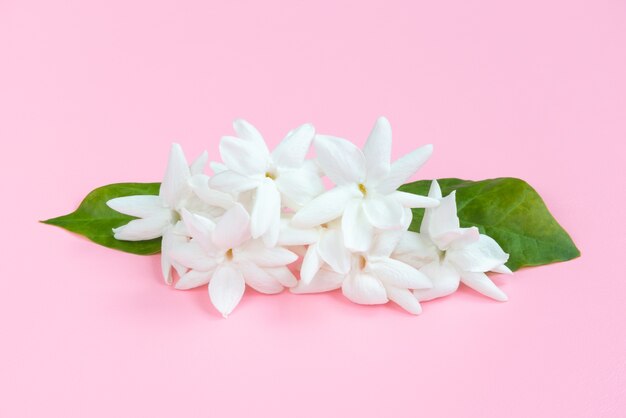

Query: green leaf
left=399, top=178, right=580, bottom=271
left=42, top=183, right=162, bottom=255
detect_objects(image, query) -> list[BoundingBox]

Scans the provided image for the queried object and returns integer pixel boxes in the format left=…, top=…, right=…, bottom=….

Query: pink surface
left=1, top=1, right=625, bottom=417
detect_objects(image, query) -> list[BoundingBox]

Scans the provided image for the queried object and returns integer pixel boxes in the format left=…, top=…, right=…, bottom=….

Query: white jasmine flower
left=210, top=119, right=324, bottom=246
left=171, top=204, right=298, bottom=318
left=292, top=227, right=432, bottom=315
left=393, top=180, right=512, bottom=302
left=107, top=143, right=233, bottom=284
left=291, top=116, right=439, bottom=252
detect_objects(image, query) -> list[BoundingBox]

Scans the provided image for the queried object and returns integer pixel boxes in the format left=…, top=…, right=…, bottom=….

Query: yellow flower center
left=359, top=255, right=367, bottom=270
left=358, top=183, right=367, bottom=196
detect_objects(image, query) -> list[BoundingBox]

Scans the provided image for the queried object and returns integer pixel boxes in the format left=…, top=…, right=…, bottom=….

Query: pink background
left=1, top=0, right=625, bottom=416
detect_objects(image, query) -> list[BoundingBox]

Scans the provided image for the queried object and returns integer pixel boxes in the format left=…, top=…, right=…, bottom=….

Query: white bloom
left=291, top=116, right=439, bottom=252
left=107, top=143, right=233, bottom=284
left=210, top=119, right=324, bottom=246
left=292, top=227, right=432, bottom=315
left=393, top=180, right=512, bottom=302
left=171, top=204, right=298, bottom=317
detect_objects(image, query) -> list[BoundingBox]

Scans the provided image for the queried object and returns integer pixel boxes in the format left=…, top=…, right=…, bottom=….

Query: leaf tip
left=40, top=217, right=59, bottom=226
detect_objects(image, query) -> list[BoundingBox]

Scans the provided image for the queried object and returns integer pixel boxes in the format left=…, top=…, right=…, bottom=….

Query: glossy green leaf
left=399, top=178, right=580, bottom=271
left=42, top=183, right=162, bottom=255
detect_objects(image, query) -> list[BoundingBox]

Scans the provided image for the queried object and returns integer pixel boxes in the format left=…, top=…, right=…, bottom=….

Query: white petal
left=175, top=269, right=212, bottom=290
left=363, top=116, right=392, bottom=184
left=368, top=228, right=405, bottom=258
left=190, top=151, right=208, bottom=175
left=238, top=240, right=298, bottom=267
left=385, top=286, right=422, bottom=315
left=314, top=135, right=366, bottom=185
left=160, top=143, right=191, bottom=208
left=213, top=204, right=251, bottom=249
left=169, top=241, right=216, bottom=271
left=272, top=123, right=315, bottom=168
left=341, top=272, right=388, bottom=305
left=446, top=234, right=510, bottom=272
left=209, top=265, right=246, bottom=318
left=161, top=226, right=189, bottom=284
left=250, top=179, right=280, bottom=239
left=107, top=195, right=166, bottom=218
left=399, top=208, right=414, bottom=233
left=240, top=262, right=284, bottom=294
left=171, top=260, right=187, bottom=280
left=376, top=144, right=433, bottom=194
left=291, top=186, right=357, bottom=228
left=219, top=136, right=268, bottom=176
left=392, top=231, right=439, bottom=268
left=318, top=228, right=351, bottom=274
left=291, top=268, right=345, bottom=294
left=261, top=211, right=281, bottom=247
left=491, top=264, right=513, bottom=274
left=188, top=173, right=209, bottom=196
left=264, top=266, right=298, bottom=287
left=232, top=118, right=270, bottom=155
left=209, top=170, right=261, bottom=193
left=422, top=192, right=460, bottom=238
left=168, top=222, right=192, bottom=281
left=389, top=190, right=439, bottom=209
left=413, top=261, right=460, bottom=301
left=185, top=196, right=225, bottom=221
left=277, top=219, right=320, bottom=246
left=112, top=214, right=172, bottom=241
left=428, top=179, right=443, bottom=199
left=461, top=271, right=508, bottom=301
left=444, top=227, right=481, bottom=249
left=236, top=189, right=255, bottom=211
left=210, top=161, right=227, bottom=174
left=342, top=198, right=373, bottom=252
left=431, top=226, right=479, bottom=251
left=275, top=165, right=325, bottom=209
left=362, top=195, right=405, bottom=230
left=299, top=243, right=323, bottom=284
left=160, top=253, right=175, bottom=285
left=419, top=188, right=435, bottom=234
left=191, top=178, right=235, bottom=210
left=368, top=258, right=432, bottom=289
left=180, top=209, right=217, bottom=253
